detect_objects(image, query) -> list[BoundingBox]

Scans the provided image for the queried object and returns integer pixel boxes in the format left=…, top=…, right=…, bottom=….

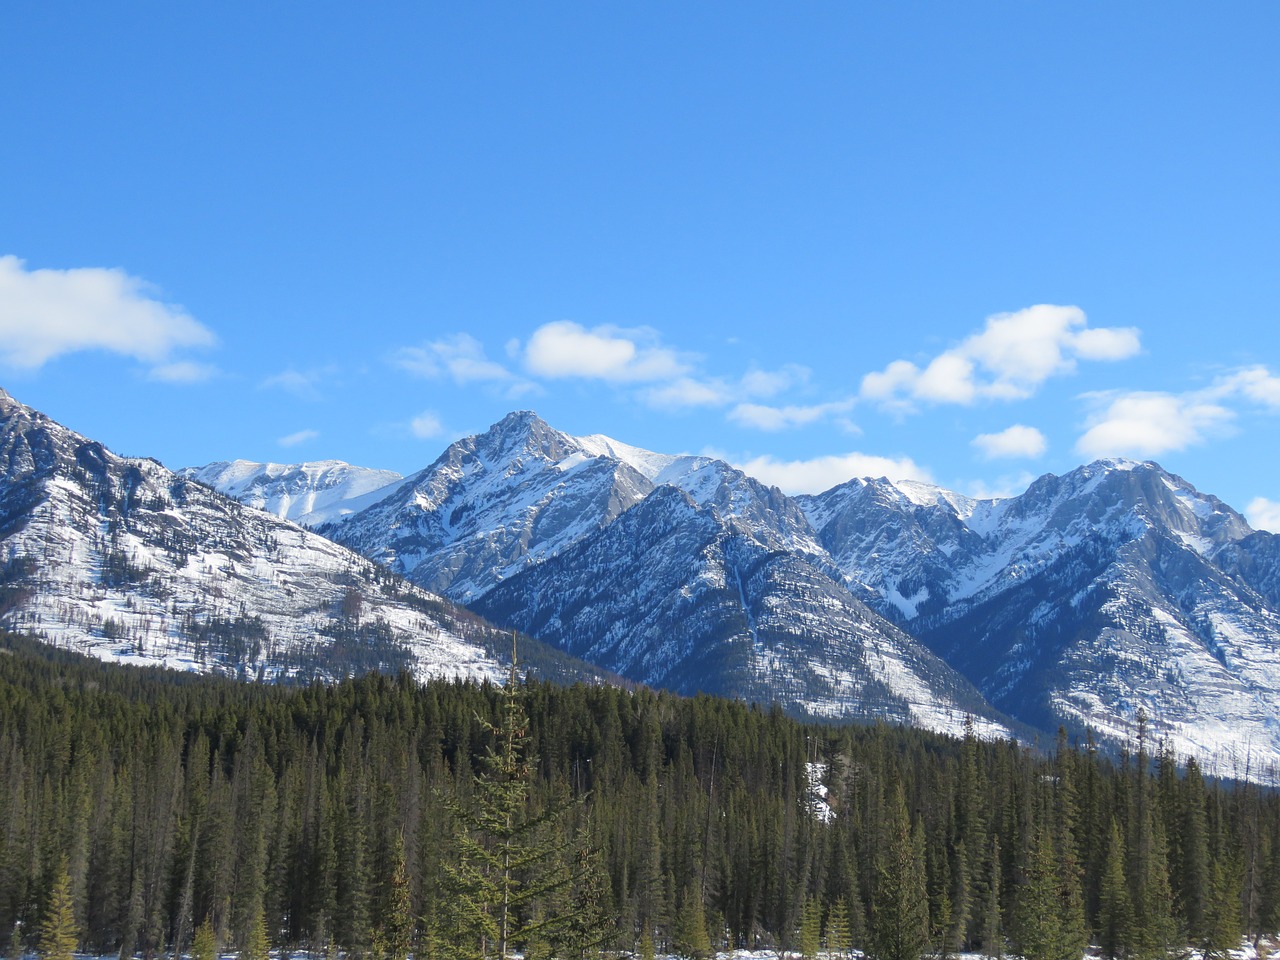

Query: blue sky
left=3, top=4, right=1279, bottom=525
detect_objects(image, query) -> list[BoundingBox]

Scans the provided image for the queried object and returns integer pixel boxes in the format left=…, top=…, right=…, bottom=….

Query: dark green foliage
left=867, top=788, right=929, bottom=960
left=0, top=632, right=1277, bottom=958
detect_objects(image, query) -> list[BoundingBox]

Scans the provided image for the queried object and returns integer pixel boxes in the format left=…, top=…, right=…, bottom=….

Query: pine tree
left=547, top=822, right=613, bottom=960
left=242, top=910, right=270, bottom=960
left=798, top=896, right=821, bottom=959
left=981, top=837, right=1003, bottom=960
left=37, top=861, right=77, bottom=960
left=439, top=635, right=574, bottom=959
left=868, top=787, right=930, bottom=960
left=373, top=835, right=414, bottom=960
left=826, top=897, right=853, bottom=958
left=1098, top=819, right=1133, bottom=960
left=674, top=883, right=712, bottom=960
left=1011, top=825, right=1063, bottom=960
left=1200, top=855, right=1242, bottom=960
left=192, top=916, right=217, bottom=960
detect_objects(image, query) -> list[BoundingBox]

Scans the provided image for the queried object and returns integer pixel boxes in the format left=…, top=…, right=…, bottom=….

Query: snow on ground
left=53, top=942, right=1278, bottom=960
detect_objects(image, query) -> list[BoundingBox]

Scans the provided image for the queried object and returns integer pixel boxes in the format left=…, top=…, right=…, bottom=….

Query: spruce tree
left=37, top=861, right=77, bottom=960
left=242, top=910, right=270, bottom=960
left=798, top=896, right=821, bottom=959
left=192, top=916, right=217, bottom=960
left=1011, top=825, right=1063, bottom=960
left=674, top=884, right=712, bottom=960
left=1098, top=819, right=1133, bottom=960
left=826, top=897, right=853, bottom=958
left=439, top=635, right=573, bottom=959
left=868, top=787, right=929, bottom=960
left=1200, top=855, right=1241, bottom=960
left=981, top=835, right=1003, bottom=959
left=373, top=835, right=413, bottom=960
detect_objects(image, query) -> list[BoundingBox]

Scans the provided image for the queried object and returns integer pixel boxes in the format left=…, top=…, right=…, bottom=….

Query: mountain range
left=0, top=389, right=596, bottom=688
left=5, top=387, right=1280, bottom=777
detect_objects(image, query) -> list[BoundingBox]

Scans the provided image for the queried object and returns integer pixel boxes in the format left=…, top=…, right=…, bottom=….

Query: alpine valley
left=5, top=387, right=1280, bottom=778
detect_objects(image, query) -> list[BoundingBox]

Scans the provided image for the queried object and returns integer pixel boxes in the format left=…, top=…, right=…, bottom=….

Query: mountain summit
left=0, top=389, right=512, bottom=684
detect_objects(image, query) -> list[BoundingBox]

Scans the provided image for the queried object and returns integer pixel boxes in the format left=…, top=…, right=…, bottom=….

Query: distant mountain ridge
left=186, top=410, right=1280, bottom=776
left=12, top=388, right=1280, bottom=775
left=0, top=389, right=600, bottom=687
left=179, top=458, right=407, bottom=526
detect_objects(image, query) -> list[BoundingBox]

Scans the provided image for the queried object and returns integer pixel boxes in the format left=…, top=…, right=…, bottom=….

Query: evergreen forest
left=2, top=632, right=1279, bottom=960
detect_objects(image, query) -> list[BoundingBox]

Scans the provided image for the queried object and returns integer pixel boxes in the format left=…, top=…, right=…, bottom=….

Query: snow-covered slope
left=323, top=412, right=829, bottom=603
left=311, top=412, right=1011, bottom=737
left=321, top=411, right=658, bottom=602
left=179, top=459, right=406, bottom=526
left=0, top=389, right=518, bottom=685
left=473, top=485, right=1010, bottom=736
left=802, top=460, right=1280, bottom=777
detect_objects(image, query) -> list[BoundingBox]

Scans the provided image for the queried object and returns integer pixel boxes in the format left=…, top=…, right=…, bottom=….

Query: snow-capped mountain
left=0, top=389, right=569, bottom=686
left=472, top=484, right=1010, bottom=735
left=179, top=459, right=406, bottom=526
left=802, top=460, right=1280, bottom=777
left=318, top=411, right=661, bottom=602
left=56, top=398, right=1280, bottom=773
left=321, top=411, right=827, bottom=603
left=300, top=412, right=1010, bottom=735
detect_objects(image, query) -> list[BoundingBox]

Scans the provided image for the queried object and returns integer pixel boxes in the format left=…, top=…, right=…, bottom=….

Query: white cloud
left=643, top=377, right=733, bottom=410
left=739, top=364, right=810, bottom=399
left=278, top=429, right=319, bottom=448
left=861, top=304, right=1141, bottom=409
left=260, top=366, right=336, bottom=401
left=410, top=410, right=444, bottom=439
left=733, top=451, right=932, bottom=495
left=972, top=424, right=1047, bottom=460
left=1246, top=497, right=1280, bottom=533
left=396, top=333, right=515, bottom=385
left=1207, top=365, right=1280, bottom=409
left=0, top=255, right=215, bottom=370
left=523, top=321, right=690, bottom=382
left=642, top=365, right=821, bottom=413
left=1076, top=391, right=1234, bottom=459
left=147, top=361, right=219, bottom=384
left=728, top=399, right=856, bottom=432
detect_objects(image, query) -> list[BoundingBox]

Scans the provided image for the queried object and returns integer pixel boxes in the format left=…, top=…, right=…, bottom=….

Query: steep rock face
left=322, top=412, right=658, bottom=602
left=804, top=459, right=1280, bottom=776
left=474, top=486, right=1010, bottom=736
left=179, top=459, right=406, bottom=526
left=0, top=389, right=511, bottom=684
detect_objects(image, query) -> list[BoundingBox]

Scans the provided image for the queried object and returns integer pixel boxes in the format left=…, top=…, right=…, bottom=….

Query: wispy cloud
left=862, top=305, right=1141, bottom=410
left=733, top=451, right=931, bottom=495
left=147, top=360, right=219, bottom=384
left=0, top=255, right=216, bottom=374
left=397, top=333, right=518, bottom=384
left=1247, top=497, right=1280, bottom=533
left=728, top=399, right=857, bottom=432
left=410, top=410, right=445, bottom=439
left=971, top=424, right=1047, bottom=460
left=278, top=429, right=319, bottom=448
left=260, top=365, right=337, bottom=401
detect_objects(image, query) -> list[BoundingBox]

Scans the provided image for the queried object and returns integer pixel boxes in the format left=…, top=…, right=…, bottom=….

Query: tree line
left=1, top=631, right=1278, bottom=959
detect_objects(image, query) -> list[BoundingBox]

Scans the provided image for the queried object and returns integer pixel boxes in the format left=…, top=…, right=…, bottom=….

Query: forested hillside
left=1, top=632, right=1278, bottom=959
